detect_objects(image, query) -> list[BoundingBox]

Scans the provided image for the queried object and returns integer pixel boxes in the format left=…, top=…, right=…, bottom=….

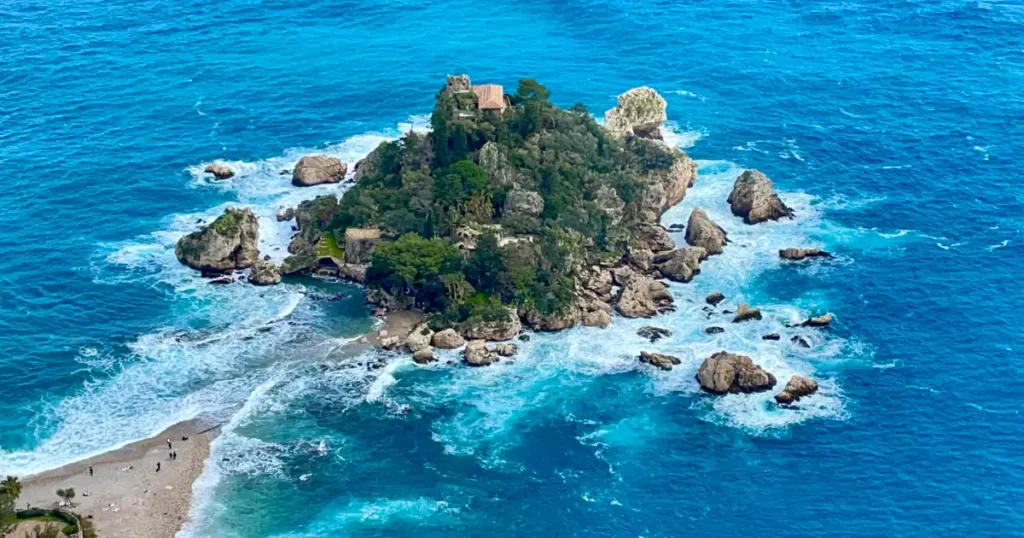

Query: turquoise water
left=2, top=0, right=1023, bottom=535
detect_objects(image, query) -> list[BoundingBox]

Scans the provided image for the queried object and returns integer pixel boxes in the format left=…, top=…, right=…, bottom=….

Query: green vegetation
left=300, top=78, right=685, bottom=328
left=315, top=232, right=345, bottom=259
left=209, top=210, right=242, bottom=235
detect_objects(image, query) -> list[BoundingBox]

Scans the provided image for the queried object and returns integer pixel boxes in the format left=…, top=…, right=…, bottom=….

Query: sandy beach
left=19, top=420, right=217, bottom=538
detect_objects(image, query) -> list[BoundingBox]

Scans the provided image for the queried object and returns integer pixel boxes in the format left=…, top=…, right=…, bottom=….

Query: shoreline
left=19, top=420, right=218, bottom=538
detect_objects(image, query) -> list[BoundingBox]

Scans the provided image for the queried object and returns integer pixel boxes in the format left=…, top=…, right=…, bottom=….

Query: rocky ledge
left=175, top=207, right=259, bottom=274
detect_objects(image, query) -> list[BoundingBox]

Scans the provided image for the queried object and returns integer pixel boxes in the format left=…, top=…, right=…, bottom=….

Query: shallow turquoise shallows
left=2, top=0, right=1023, bottom=536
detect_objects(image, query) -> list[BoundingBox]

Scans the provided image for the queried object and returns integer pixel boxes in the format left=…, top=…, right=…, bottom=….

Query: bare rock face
left=581, top=309, right=612, bottom=328
left=446, top=74, right=472, bottom=93
left=354, top=143, right=385, bottom=182
left=594, top=185, right=627, bottom=227
left=276, top=207, right=295, bottom=222
left=696, top=351, right=777, bottom=394
left=204, top=161, right=235, bottom=180
left=802, top=313, right=833, bottom=327
left=612, top=265, right=638, bottom=287
left=628, top=246, right=655, bottom=273
left=657, top=247, right=708, bottom=283
left=779, top=248, right=832, bottom=261
left=733, top=304, right=763, bottom=323
left=639, top=351, right=681, bottom=371
left=463, top=340, right=496, bottom=367
left=431, top=329, right=466, bottom=349
left=412, top=348, right=436, bottom=364
left=604, top=87, right=668, bottom=139
left=706, top=291, right=725, bottom=306
left=633, top=152, right=698, bottom=223
left=292, top=155, right=347, bottom=187
left=459, top=308, right=521, bottom=341
left=615, top=276, right=674, bottom=318
left=728, top=170, right=793, bottom=224
left=584, top=267, right=614, bottom=298
left=775, top=375, right=819, bottom=404
left=337, top=263, right=368, bottom=284
left=495, top=343, right=519, bottom=357
left=175, top=207, right=259, bottom=273
left=248, top=259, right=281, bottom=286
left=404, top=323, right=434, bottom=354
left=685, top=208, right=728, bottom=255
left=504, top=189, right=545, bottom=217
left=638, top=326, right=671, bottom=343
left=635, top=223, right=676, bottom=253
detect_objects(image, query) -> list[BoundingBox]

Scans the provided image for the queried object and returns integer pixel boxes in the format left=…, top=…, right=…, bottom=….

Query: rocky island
left=176, top=75, right=828, bottom=404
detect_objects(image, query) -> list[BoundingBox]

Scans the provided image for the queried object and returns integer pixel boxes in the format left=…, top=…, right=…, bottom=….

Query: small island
left=177, top=74, right=825, bottom=400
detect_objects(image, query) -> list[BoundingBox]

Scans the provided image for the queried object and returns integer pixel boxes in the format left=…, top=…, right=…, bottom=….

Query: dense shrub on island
left=281, top=76, right=698, bottom=335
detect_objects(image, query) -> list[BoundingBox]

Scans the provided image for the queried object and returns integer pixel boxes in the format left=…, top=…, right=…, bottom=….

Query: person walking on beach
left=166, top=438, right=172, bottom=450
left=88, top=465, right=93, bottom=477
left=172, top=451, right=177, bottom=460
left=156, top=462, right=161, bottom=473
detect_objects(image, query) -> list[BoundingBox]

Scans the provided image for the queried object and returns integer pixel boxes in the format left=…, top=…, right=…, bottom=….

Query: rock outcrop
left=762, top=333, right=781, bottom=341
left=775, top=375, right=819, bottom=404
left=404, top=323, right=434, bottom=354
left=685, top=208, right=728, bottom=255
left=248, top=259, right=281, bottom=286
left=459, top=308, right=521, bottom=341
left=733, top=304, right=762, bottom=323
left=802, top=313, right=833, bottom=327
left=603, top=87, right=668, bottom=139
left=175, top=207, right=259, bottom=273
left=779, top=248, right=832, bottom=261
left=635, top=223, right=676, bottom=253
left=632, top=152, right=698, bottom=223
left=615, top=276, right=674, bottom=318
left=639, top=351, right=681, bottom=371
left=705, top=326, right=725, bottom=334
left=695, top=351, right=777, bottom=394
left=276, top=207, right=295, bottom=222
left=523, top=305, right=581, bottom=332
left=431, top=329, right=466, bottom=349
left=354, top=143, right=385, bottom=182
left=656, top=247, right=707, bottom=283
left=706, top=291, right=725, bottom=306
left=504, top=189, right=544, bottom=217
left=412, top=348, right=435, bottom=364
left=495, top=343, right=518, bottom=357
left=292, top=155, right=347, bottom=187
left=728, top=170, right=793, bottom=224
left=581, top=309, right=612, bottom=328
left=463, top=340, right=497, bottom=367
left=204, top=161, right=234, bottom=180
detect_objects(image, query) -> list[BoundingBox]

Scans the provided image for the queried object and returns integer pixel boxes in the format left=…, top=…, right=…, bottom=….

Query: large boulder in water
left=779, top=247, right=832, bottom=261
left=685, top=208, right=728, bottom=255
left=775, top=375, right=819, bottom=404
left=639, top=351, right=681, bottom=371
left=204, top=161, right=234, bottom=180
left=604, top=87, right=668, bottom=139
left=431, top=328, right=465, bottom=349
left=175, top=207, right=259, bottom=273
left=696, top=351, right=777, bottom=394
left=733, top=304, right=763, bottom=323
left=463, top=340, right=497, bottom=367
left=459, top=307, right=521, bottom=341
left=404, top=323, right=434, bottom=354
left=248, top=259, right=281, bottom=286
left=292, top=155, right=347, bottom=187
left=656, top=247, right=707, bottom=283
left=615, top=276, right=674, bottom=318
left=728, top=170, right=793, bottom=224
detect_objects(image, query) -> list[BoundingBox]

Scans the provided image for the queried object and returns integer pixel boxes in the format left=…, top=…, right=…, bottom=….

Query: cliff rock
left=728, top=170, right=793, bottom=224
left=292, top=155, right=347, bottom=187
left=603, top=87, right=668, bottom=139
left=175, top=207, right=259, bottom=273
left=685, top=208, right=728, bottom=255
left=248, top=259, right=281, bottom=286
left=696, top=351, right=777, bottom=394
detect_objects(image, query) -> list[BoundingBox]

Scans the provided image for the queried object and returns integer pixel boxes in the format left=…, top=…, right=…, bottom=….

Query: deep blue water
left=3, top=0, right=1024, bottom=536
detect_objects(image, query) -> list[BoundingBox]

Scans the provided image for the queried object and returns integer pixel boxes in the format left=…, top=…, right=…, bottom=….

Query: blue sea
left=2, top=0, right=1023, bottom=535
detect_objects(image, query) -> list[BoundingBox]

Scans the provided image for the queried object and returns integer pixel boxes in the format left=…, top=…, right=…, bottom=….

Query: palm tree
left=0, top=475, right=20, bottom=500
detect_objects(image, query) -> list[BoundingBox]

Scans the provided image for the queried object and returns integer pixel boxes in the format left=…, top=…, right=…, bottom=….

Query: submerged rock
left=431, top=329, right=465, bottom=349
left=603, top=87, right=668, bottom=139
left=791, top=335, right=812, bottom=348
left=276, top=206, right=295, bottom=222
left=204, top=161, right=235, bottom=180
left=615, top=276, right=674, bottom=318
left=775, top=375, right=819, bottom=404
left=762, top=333, right=781, bottom=341
left=175, top=207, right=259, bottom=273
left=728, top=170, right=793, bottom=224
left=248, top=259, right=281, bottom=286
left=705, top=326, right=725, bottom=334
left=685, top=208, right=728, bottom=255
left=495, top=343, right=519, bottom=357
left=463, top=340, right=497, bottom=367
left=637, top=326, right=672, bottom=343
left=706, top=291, right=725, bottom=306
left=695, top=351, right=777, bottom=394
left=292, top=155, right=347, bottom=187
left=733, top=304, right=763, bottom=323
left=639, top=351, right=681, bottom=371
left=779, top=248, right=832, bottom=261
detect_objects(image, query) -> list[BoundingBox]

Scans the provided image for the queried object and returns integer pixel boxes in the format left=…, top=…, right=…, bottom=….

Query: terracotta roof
left=473, top=84, right=505, bottom=111
left=344, top=228, right=381, bottom=240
